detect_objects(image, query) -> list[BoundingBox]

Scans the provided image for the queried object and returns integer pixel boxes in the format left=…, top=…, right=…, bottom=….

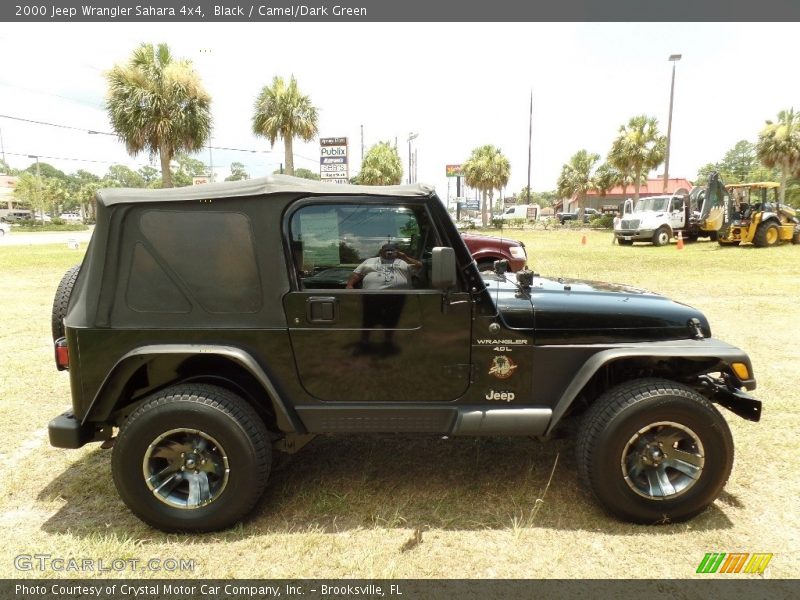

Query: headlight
left=509, top=246, right=526, bottom=260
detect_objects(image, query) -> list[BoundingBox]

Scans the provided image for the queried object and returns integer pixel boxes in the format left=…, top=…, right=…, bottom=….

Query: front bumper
left=615, top=229, right=654, bottom=241
left=698, top=375, right=761, bottom=422
left=509, top=257, right=527, bottom=272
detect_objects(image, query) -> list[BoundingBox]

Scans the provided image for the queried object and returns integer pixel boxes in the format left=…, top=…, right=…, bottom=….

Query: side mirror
left=431, top=247, right=457, bottom=289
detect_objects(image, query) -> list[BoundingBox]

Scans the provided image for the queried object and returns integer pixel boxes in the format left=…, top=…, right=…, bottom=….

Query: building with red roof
left=559, top=177, right=693, bottom=213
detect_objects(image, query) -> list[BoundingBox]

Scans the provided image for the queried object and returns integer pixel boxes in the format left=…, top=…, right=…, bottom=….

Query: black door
left=284, top=201, right=472, bottom=402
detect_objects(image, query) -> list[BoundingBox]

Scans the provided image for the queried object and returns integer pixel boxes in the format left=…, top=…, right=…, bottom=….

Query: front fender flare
left=544, top=338, right=756, bottom=435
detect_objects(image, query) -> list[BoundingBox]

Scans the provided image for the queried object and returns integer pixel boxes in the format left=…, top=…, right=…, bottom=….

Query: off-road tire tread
left=753, top=221, right=778, bottom=247
left=113, top=383, right=270, bottom=532
left=576, top=378, right=732, bottom=519
left=51, top=265, right=80, bottom=340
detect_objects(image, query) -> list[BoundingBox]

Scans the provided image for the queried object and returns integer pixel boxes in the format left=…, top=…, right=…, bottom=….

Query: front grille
left=620, top=219, right=640, bottom=229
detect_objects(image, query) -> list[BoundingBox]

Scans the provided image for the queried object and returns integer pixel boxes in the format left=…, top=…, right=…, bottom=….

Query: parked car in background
left=0, top=209, right=32, bottom=223
left=60, top=212, right=82, bottom=222
left=461, top=232, right=527, bottom=272
left=498, top=203, right=540, bottom=222
left=557, top=207, right=600, bottom=224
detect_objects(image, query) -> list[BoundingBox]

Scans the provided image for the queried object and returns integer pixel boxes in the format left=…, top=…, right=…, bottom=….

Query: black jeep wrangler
left=49, top=176, right=761, bottom=532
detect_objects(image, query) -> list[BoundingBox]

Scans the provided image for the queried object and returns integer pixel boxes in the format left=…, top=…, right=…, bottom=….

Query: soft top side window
left=289, top=203, right=437, bottom=290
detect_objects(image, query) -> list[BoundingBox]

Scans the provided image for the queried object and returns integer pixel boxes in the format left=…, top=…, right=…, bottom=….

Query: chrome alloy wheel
left=621, top=421, right=705, bottom=500
left=143, top=428, right=230, bottom=509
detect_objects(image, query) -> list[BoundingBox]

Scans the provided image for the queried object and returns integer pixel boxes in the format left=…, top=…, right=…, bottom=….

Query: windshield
left=634, top=197, right=670, bottom=213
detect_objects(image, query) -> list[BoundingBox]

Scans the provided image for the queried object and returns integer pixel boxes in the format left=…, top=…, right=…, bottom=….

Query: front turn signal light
left=732, top=362, right=750, bottom=380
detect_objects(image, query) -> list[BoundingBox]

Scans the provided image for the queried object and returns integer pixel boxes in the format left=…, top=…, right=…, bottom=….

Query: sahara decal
left=485, top=390, right=516, bottom=402
left=489, top=355, right=517, bottom=379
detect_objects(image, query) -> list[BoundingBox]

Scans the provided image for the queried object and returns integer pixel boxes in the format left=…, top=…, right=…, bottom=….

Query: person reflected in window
left=346, top=242, right=422, bottom=290
left=346, top=243, right=422, bottom=356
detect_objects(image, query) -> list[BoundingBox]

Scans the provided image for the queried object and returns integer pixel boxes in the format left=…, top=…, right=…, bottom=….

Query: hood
left=482, top=272, right=710, bottom=345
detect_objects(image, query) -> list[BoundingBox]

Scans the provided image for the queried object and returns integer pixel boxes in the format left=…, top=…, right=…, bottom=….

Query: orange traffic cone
left=676, top=231, right=684, bottom=250
left=581, top=234, right=587, bottom=246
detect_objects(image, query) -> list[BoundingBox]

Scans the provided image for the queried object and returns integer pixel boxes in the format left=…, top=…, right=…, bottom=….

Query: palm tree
left=756, top=108, right=800, bottom=203
left=252, top=75, right=319, bottom=176
left=592, top=163, right=622, bottom=198
left=105, top=43, right=212, bottom=188
left=609, top=115, right=666, bottom=202
left=556, top=150, right=600, bottom=214
left=462, top=145, right=511, bottom=226
left=355, top=141, right=403, bottom=185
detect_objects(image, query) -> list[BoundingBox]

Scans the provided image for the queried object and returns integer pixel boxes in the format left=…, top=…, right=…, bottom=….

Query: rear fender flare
left=83, top=344, right=303, bottom=433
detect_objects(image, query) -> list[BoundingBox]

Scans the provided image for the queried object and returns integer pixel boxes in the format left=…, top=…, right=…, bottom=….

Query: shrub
left=590, top=215, right=614, bottom=229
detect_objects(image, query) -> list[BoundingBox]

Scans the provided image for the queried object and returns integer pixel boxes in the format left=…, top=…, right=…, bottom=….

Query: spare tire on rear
left=51, top=265, right=80, bottom=340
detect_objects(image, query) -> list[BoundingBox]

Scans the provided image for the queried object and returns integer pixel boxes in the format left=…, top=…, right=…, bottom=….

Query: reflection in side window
left=289, top=204, right=435, bottom=290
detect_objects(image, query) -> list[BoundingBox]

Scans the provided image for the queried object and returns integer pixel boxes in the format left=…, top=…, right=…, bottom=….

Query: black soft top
left=97, top=174, right=435, bottom=207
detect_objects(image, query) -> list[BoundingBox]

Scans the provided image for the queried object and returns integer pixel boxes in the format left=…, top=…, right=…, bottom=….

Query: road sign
left=446, top=164, right=462, bottom=177
left=320, top=137, right=349, bottom=182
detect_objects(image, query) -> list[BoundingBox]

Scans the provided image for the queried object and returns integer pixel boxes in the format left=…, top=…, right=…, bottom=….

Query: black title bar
left=3, top=0, right=800, bottom=22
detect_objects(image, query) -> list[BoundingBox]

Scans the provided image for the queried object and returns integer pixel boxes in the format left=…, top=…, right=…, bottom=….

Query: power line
left=6, top=151, right=151, bottom=167
left=0, top=81, right=106, bottom=109
left=0, top=113, right=276, bottom=155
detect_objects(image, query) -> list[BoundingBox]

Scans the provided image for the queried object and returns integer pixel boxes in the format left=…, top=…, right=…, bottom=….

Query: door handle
left=306, top=296, right=338, bottom=323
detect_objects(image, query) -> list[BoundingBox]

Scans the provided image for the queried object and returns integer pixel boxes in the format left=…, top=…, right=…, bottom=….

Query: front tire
left=652, top=227, right=671, bottom=247
left=754, top=221, right=779, bottom=247
left=617, top=238, right=634, bottom=246
left=576, top=378, right=733, bottom=524
left=112, top=384, right=271, bottom=532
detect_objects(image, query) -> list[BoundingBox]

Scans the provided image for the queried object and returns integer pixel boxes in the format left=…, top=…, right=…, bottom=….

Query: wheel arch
left=545, top=343, right=756, bottom=435
left=84, top=344, right=304, bottom=435
left=471, top=249, right=507, bottom=264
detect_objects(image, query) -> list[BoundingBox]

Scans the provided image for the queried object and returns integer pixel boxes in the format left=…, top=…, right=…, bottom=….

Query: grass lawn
left=0, top=230, right=798, bottom=579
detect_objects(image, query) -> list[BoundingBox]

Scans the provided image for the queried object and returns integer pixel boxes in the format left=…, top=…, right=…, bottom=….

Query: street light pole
left=407, top=132, right=418, bottom=184
left=663, top=53, right=682, bottom=193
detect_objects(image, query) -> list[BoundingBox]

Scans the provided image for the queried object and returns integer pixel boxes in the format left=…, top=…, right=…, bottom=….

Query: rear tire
left=652, top=227, right=670, bottom=247
left=51, top=265, right=80, bottom=340
left=477, top=260, right=495, bottom=272
left=754, top=222, right=779, bottom=247
left=791, top=230, right=800, bottom=245
left=576, top=378, right=733, bottom=524
left=112, top=384, right=271, bottom=532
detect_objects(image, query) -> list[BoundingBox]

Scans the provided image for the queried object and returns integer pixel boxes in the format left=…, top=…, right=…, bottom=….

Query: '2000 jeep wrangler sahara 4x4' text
left=49, top=176, right=761, bottom=532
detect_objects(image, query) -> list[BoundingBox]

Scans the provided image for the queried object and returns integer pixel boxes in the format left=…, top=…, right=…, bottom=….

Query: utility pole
left=360, top=124, right=364, bottom=165
left=407, top=132, right=418, bottom=184
left=208, top=141, right=213, bottom=182
left=663, top=54, right=682, bottom=192
left=28, top=155, right=41, bottom=221
left=526, top=90, right=533, bottom=204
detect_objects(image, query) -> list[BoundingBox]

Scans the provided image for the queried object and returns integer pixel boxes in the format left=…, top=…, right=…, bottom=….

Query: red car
left=461, top=232, right=528, bottom=272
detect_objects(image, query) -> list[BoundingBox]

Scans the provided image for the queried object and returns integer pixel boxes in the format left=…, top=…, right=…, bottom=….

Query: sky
left=1, top=22, right=799, bottom=204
